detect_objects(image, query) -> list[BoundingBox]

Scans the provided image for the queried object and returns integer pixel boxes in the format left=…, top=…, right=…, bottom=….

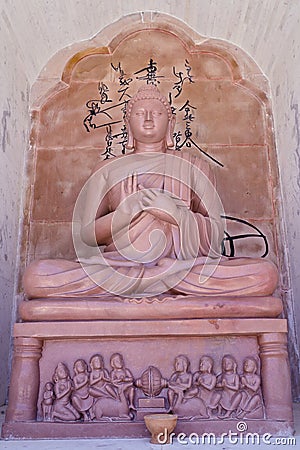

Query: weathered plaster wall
left=270, top=6, right=300, bottom=399
left=1, top=0, right=299, bottom=404
left=0, top=8, right=29, bottom=405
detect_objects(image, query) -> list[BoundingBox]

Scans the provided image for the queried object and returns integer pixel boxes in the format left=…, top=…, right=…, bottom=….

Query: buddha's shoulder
left=167, top=149, right=212, bottom=172
left=91, top=154, right=127, bottom=174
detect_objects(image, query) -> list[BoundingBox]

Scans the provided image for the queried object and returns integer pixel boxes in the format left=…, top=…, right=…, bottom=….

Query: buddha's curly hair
left=125, top=85, right=174, bottom=120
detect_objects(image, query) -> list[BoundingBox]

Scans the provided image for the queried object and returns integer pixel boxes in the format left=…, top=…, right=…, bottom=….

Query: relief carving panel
left=40, top=350, right=264, bottom=422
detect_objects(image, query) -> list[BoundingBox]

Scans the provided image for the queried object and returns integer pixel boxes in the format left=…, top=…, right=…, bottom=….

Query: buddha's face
left=128, top=99, right=169, bottom=144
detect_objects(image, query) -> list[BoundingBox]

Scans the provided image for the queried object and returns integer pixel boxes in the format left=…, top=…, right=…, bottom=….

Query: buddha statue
left=23, top=85, right=278, bottom=299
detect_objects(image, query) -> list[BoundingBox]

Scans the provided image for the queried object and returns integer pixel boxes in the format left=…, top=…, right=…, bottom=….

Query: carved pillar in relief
left=258, top=333, right=293, bottom=421
left=6, top=337, right=43, bottom=422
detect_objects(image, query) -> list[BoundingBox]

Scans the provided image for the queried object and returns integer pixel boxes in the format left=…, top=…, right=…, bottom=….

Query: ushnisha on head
left=125, top=85, right=176, bottom=150
left=126, top=85, right=173, bottom=120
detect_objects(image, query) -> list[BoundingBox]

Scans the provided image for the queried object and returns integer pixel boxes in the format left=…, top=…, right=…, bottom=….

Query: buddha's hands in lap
left=116, top=173, right=189, bottom=227
left=140, top=188, right=188, bottom=226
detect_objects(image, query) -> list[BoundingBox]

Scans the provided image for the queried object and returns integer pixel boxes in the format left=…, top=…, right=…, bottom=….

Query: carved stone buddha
left=23, top=85, right=278, bottom=302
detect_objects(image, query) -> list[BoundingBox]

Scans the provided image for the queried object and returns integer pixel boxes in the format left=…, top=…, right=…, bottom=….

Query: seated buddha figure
left=23, top=85, right=278, bottom=299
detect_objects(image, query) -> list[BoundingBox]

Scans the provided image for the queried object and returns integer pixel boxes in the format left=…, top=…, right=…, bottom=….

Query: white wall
left=0, top=5, right=30, bottom=405
left=1, top=0, right=299, bottom=403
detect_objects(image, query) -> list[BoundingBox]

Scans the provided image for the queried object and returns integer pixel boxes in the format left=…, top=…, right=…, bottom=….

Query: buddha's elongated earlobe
left=166, top=115, right=176, bottom=149
left=125, top=122, right=134, bottom=150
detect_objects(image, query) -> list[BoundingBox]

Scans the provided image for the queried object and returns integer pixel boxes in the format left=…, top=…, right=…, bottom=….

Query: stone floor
left=0, top=404, right=299, bottom=449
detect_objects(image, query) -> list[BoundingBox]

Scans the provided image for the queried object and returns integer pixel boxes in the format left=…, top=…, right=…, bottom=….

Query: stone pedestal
left=2, top=317, right=293, bottom=439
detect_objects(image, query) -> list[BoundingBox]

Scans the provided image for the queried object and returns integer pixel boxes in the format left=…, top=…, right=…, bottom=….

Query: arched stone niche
left=24, top=12, right=279, bottom=274
left=4, top=13, right=293, bottom=440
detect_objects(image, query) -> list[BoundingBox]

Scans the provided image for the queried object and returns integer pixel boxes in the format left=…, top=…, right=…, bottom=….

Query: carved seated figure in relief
left=236, top=357, right=264, bottom=419
left=89, top=354, right=117, bottom=400
left=217, top=355, right=241, bottom=419
left=167, top=355, right=208, bottom=419
left=193, top=356, right=221, bottom=417
left=23, top=85, right=278, bottom=300
left=109, top=353, right=136, bottom=412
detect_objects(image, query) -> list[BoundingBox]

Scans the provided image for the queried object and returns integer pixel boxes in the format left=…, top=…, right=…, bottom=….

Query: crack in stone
left=1, top=102, right=11, bottom=153
left=291, top=94, right=300, bottom=190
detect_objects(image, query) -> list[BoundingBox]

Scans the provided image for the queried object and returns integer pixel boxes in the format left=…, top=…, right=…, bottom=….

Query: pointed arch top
left=31, top=12, right=269, bottom=109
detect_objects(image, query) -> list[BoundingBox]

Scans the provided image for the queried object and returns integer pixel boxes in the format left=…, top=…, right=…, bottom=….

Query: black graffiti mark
left=83, top=101, right=126, bottom=132
left=101, top=123, right=129, bottom=159
left=174, top=100, right=224, bottom=168
left=134, top=58, right=164, bottom=85
left=172, top=59, right=194, bottom=98
left=120, top=101, right=128, bottom=121
left=84, top=117, right=122, bottom=132
left=221, top=215, right=269, bottom=258
left=113, top=124, right=128, bottom=155
left=98, top=82, right=113, bottom=104
left=102, top=125, right=116, bottom=159
left=168, top=92, right=177, bottom=114
left=111, top=62, right=133, bottom=101
left=184, top=60, right=193, bottom=82
left=189, top=138, right=224, bottom=167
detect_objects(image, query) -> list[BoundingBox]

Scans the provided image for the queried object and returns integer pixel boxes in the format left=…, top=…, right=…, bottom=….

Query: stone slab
left=18, top=296, right=283, bottom=322
left=2, top=419, right=293, bottom=440
left=13, top=318, right=287, bottom=339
